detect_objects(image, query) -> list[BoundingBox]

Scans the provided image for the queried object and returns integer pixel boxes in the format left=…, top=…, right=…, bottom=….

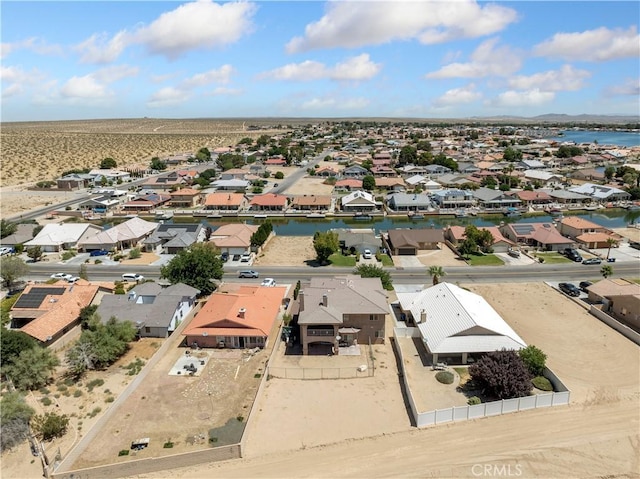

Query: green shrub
left=39, top=387, right=50, bottom=395
left=88, top=407, right=102, bottom=418
left=56, top=384, right=68, bottom=392
left=435, top=371, right=454, bottom=384
left=236, top=415, right=244, bottom=422
left=73, top=389, right=83, bottom=398
left=41, top=397, right=53, bottom=406
left=129, top=248, right=141, bottom=259
left=118, top=450, right=129, bottom=456
left=163, top=441, right=174, bottom=448
left=94, top=259, right=102, bottom=265
left=105, top=396, right=115, bottom=403
left=532, top=376, right=553, bottom=391
left=468, top=396, right=481, bottom=405
left=63, top=377, right=75, bottom=387
left=61, top=251, right=76, bottom=261
left=87, top=378, right=104, bottom=392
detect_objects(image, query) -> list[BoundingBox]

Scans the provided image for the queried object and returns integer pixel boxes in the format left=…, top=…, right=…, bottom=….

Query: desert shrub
left=532, top=376, right=553, bottom=391
left=518, top=345, right=547, bottom=376
left=435, top=371, right=454, bottom=384
left=41, top=397, right=52, bottom=406
left=105, top=396, right=114, bottom=403
left=61, top=251, right=76, bottom=261
left=94, top=259, right=102, bottom=264
left=86, top=378, right=104, bottom=392
left=236, top=415, right=244, bottom=422
left=467, top=396, right=481, bottom=405
left=163, top=441, right=174, bottom=448
left=73, top=389, right=83, bottom=398
left=39, top=387, right=50, bottom=395
left=56, top=384, right=68, bottom=392
left=63, top=377, right=75, bottom=387
left=88, top=407, right=102, bottom=418
left=125, top=358, right=145, bottom=376
left=129, top=248, right=141, bottom=259
left=118, top=449, right=129, bottom=456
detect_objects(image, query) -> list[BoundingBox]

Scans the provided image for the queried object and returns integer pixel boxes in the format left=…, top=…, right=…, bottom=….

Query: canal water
left=165, top=208, right=640, bottom=236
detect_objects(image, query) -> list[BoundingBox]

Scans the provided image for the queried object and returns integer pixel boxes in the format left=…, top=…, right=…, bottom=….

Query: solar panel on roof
left=14, top=287, right=66, bottom=309
left=512, top=224, right=534, bottom=235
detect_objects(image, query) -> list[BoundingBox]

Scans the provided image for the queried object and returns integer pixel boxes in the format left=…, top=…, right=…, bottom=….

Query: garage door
left=398, top=248, right=415, bottom=255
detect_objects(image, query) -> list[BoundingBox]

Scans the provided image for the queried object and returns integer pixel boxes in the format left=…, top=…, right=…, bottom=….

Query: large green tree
left=313, top=231, right=339, bottom=265
left=1, top=329, right=38, bottom=372
left=5, top=347, right=60, bottom=391
left=195, top=147, right=211, bottom=163
left=0, top=256, right=28, bottom=288
left=362, top=175, right=376, bottom=191
left=100, top=157, right=117, bottom=169
left=161, top=242, right=223, bottom=295
left=0, top=391, right=35, bottom=451
left=0, top=219, right=17, bottom=239
left=354, top=264, right=393, bottom=290
left=31, top=412, right=69, bottom=442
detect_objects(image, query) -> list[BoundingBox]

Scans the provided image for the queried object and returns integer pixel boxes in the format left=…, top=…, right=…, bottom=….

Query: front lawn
left=534, top=252, right=572, bottom=264
left=466, top=253, right=504, bottom=266
left=378, top=254, right=394, bottom=266
left=328, top=253, right=357, bottom=267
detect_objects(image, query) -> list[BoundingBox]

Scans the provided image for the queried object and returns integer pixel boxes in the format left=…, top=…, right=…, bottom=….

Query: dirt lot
left=254, top=236, right=316, bottom=267
left=283, top=176, right=336, bottom=196
left=127, top=282, right=639, bottom=479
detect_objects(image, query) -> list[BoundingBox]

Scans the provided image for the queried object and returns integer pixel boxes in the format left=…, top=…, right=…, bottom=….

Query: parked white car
left=261, top=278, right=276, bottom=287
left=122, top=273, right=144, bottom=282
left=51, top=273, right=73, bottom=281
left=362, top=249, right=373, bottom=259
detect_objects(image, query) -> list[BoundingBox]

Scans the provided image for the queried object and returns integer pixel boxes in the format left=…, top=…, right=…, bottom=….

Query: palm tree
left=605, top=237, right=619, bottom=259
left=600, top=264, right=613, bottom=279
left=428, top=266, right=446, bottom=285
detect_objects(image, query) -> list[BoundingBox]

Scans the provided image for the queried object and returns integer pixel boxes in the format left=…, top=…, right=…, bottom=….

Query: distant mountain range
left=468, top=113, right=639, bottom=124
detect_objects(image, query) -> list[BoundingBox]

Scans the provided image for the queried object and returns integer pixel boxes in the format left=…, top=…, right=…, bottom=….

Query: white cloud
left=2, top=83, right=23, bottom=98
left=300, top=96, right=370, bottom=111
left=209, top=86, right=242, bottom=96
left=133, top=0, right=257, bottom=60
left=491, top=89, right=555, bottom=107
left=148, top=87, right=191, bottom=107
left=74, top=31, right=129, bottom=64
left=508, top=65, right=590, bottom=91
left=1, top=37, right=63, bottom=60
left=93, top=65, right=139, bottom=83
left=426, top=38, right=521, bottom=79
left=286, top=1, right=517, bottom=53
left=60, top=75, right=109, bottom=99
left=1, top=65, right=46, bottom=98
left=533, top=26, right=639, bottom=62
left=181, top=65, right=235, bottom=88
left=260, top=54, right=381, bottom=81
left=604, top=78, right=640, bottom=97
left=432, top=84, right=482, bottom=107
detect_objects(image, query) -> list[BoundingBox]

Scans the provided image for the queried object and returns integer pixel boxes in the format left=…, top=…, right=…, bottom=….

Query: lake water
left=546, top=130, right=640, bottom=147
left=179, top=209, right=640, bottom=236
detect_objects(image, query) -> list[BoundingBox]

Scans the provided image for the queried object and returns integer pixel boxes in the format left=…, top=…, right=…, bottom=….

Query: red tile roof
left=249, top=193, right=288, bottom=207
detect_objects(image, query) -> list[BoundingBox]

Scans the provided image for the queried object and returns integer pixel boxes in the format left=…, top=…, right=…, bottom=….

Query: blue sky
left=1, top=1, right=639, bottom=122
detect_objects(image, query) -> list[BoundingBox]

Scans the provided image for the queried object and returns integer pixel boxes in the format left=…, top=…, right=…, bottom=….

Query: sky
left=1, top=1, right=639, bottom=122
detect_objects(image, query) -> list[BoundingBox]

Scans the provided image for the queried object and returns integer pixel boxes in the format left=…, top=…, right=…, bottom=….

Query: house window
left=375, top=330, right=384, bottom=338
left=369, top=315, right=376, bottom=321
left=145, top=327, right=151, bottom=333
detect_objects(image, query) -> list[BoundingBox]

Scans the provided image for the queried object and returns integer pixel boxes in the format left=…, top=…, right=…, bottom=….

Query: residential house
left=334, top=179, right=362, bottom=191
left=556, top=216, right=622, bottom=249
left=568, top=183, right=631, bottom=203
left=24, top=223, right=103, bottom=252
left=210, top=223, right=258, bottom=256
left=0, top=224, right=35, bottom=249
left=89, top=169, right=131, bottom=184
left=522, top=170, right=564, bottom=188
left=424, top=164, right=452, bottom=178
left=445, top=225, right=514, bottom=253
left=249, top=193, right=288, bottom=212
left=499, top=222, right=574, bottom=251
left=340, top=190, right=377, bottom=212
left=77, top=196, right=121, bottom=215
left=122, top=193, right=171, bottom=212
left=297, top=276, right=388, bottom=355
left=570, top=168, right=606, bottom=183
left=204, top=192, right=247, bottom=212
left=585, top=278, right=640, bottom=330
left=436, top=173, right=474, bottom=187
left=289, top=195, right=332, bottom=212
left=396, top=282, right=526, bottom=364
left=316, top=166, right=339, bottom=177
left=341, top=165, right=369, bottom=178
left=431, top=189, right=475, bottom=209
left=143, top=223, right=205, bottom=254
left=370, top=165, right=396, bottom=177
left=210, top=179, right=250, bottom=191
left=140, top=175, right=187, bottom=191
left=547, top=189, right=591, bottom=205
left=383, top=228, right=444, bottom=255
left=265, top=157, right=287, bottom=167
left=11, top=281, right=106, bottom=346
left=56, top=173, right=94, bottom=190
left=517, top=159, right=546, bottom=170
left=386, top=192, right=433, bottom=212
left=375, top=177, right=406, bottom=192
left=333, top=228, right=380, bottom=255
left=78, top=217, right=158, bottom=252
left=219, top=168, right=249, bottom=180
left=169, top=188, right=204, bottom=208
left=96, top=282, right=200, bottom=338
left=183, top=283, right=287, bottom=349
left=472, top=187, right=521, bottom=211
left=512, top=190, right=552, bottom=208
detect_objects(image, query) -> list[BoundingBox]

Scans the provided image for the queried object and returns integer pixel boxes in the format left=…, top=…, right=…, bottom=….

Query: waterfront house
left=204, top=192, right=247, bottom=212
left=169, top=188, right=204, bottom=208
left=210, top=223, right=258, bottom=257
left=431, top=189, right=475, bottom=209
left=143, top=223, right=205, bottom=254
left=340, top=190, right=377, bottom=212
left=333, top=228, right=380, bottom=255
left=556, top=216, right=622, bottom=249
left=386, top=192, right=433, bottom=212
left=383, top=228, right=444, bottom=255
left=24, top=223, right=103, bottom=253
left=445, top=225, right=514, bottom=253
left=499, top=222, right=574, bottom=251
left=78, top=217, right=158, bottom=252
left=289, top=195, right=332, bottom=212
left=249, top=193, right=288, bottom=212
left=122, top=193, right=171, bottom=212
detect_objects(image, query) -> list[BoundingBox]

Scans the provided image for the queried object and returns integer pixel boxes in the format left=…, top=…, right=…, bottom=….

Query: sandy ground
left=0, top=185, right=86, bottom=218
left=254, top=236, right=316, bottom=266
left=614, top=226, right=640, bottom=243
left=125, top=282, right=639, bottom=479
left=284, top=176, right=336, bottom=196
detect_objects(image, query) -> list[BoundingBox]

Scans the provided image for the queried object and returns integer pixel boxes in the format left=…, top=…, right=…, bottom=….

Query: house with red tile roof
left=445, top=225, right=515, bottom=253
left=316, top=166, right=339, bottom=177
left=249, top=193, right=288, bottom=212
left=557, top=216, right=622, bottom=248
left=122, top=193, right=171, bottom=212
left=334, top=178, right=362, bottom=191
left=374, top=177, right=406, bottom=191
left=264, top=157, right=287, bottom=166
left=289, top=195, right=332, bottom=212
left=210, top=223, right=258, bottom=256
left=204, top=192, right=247, bottom=212
left=499, top=222, right=574, bottom=251
left=371, top=165, right=396, bottom=177
left=183, top=283, right=287, bottom=349
left=11, top=280, right=112, bottom=347
left=512, top=190, right=552, bottom=207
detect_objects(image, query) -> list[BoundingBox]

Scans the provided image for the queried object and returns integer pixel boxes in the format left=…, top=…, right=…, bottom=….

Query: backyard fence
left=267, top=366, right=373, bottom=380
left=590, top=306, right=640, bottom=345
left=393, top=327, right=571, bottom=428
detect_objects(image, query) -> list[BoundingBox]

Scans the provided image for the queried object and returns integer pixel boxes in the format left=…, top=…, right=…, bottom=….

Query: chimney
left=299, top=291, right=304, bottom=312
left=322, top=293, right=328, bottom=307
left=419, top=309, right=427, bottom=324
left=238, top=308, right=246, bottom=319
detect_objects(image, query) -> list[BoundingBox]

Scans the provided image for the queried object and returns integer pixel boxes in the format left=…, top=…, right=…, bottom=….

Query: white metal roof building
left=397, top=282, right=527, bottom=364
